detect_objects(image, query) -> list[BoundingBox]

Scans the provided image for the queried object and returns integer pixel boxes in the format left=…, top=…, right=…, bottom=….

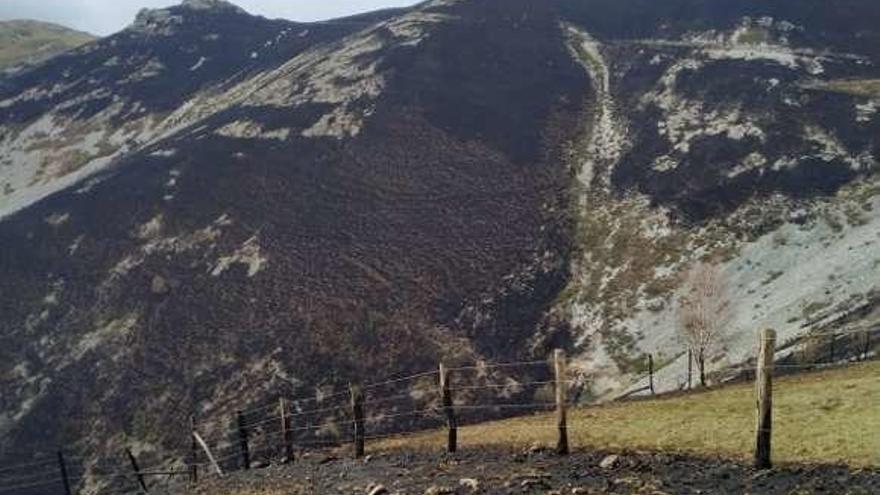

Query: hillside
left=0, top=0, right=879, bottom=492
left=0, top=20, right=95, bottom=71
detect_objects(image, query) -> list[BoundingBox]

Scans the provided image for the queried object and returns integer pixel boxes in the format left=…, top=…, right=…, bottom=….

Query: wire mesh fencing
left=1, top=335, right=876, bottom=494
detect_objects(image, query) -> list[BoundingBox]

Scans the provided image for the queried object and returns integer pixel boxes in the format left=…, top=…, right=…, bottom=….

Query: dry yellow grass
left=0, top=20, right=94, bottom=69
left=375, top=361, right=880, bottom=466
left=811, top=79, right=880, bottom=98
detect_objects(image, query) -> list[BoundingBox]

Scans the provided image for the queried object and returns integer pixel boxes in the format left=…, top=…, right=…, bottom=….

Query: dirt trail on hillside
left=176, top=448, right=879, bottom=494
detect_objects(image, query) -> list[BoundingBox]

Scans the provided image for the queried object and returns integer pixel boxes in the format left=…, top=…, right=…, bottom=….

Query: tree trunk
left=698, top=351, right=707, bottom=387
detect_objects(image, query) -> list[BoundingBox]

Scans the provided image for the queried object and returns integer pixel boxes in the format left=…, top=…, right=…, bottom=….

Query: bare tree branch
left=677, top=262, right=731, bottom=387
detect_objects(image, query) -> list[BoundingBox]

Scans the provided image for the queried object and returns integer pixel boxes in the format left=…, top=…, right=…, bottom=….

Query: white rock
left=599, top=454, right=620, bottom=469
left=367, top=483, right=388, bottom=495
left=459, top=478, right=480, bottom=491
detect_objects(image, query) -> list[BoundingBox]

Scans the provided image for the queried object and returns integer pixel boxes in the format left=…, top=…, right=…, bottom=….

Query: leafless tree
left=678, top=261, right=731, bottom=387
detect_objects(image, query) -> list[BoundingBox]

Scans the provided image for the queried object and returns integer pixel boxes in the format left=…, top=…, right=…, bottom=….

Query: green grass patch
left=375, top=361, right=880, bottom=466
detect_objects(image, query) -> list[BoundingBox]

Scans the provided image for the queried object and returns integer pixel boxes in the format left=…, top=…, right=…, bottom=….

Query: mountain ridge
left=1, top=1, right=879, bottom=492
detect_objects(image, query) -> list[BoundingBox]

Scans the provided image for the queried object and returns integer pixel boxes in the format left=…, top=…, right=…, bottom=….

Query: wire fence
left=1, top=328, right=875, bottom=494
left=617, top=324, right=879, bottom=400
left=0, top=354, right=571, bottom=494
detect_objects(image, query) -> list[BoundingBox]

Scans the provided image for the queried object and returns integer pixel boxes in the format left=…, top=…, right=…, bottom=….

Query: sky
left=0, top=0, right=422, bottom=36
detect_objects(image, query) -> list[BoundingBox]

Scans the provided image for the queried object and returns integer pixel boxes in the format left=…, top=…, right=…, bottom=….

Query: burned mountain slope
left=554, top=0, right=880, bottom=396
left=0, top=0, right=586, bottom=489
left=3, top=0, right=880, bottom=491
left=559, top=0, right=880, bottom=219
left=0, top=0, right=391, bottom=220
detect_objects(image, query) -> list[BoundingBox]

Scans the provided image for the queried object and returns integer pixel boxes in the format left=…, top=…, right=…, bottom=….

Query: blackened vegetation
left=0, top=5, right=381, bottom=125
left=558, top=0, right=880, bottom=221
left=0, top=0, right=586, bottom=475
left=383, top=0, right=587, bottom=165
left=3, top=0, right=880, bottom=483
left=560, top=0, right=880, bottom=60
left=373, top=0, right=587, bottom=355
left=610, top=48, right=880, bottom=221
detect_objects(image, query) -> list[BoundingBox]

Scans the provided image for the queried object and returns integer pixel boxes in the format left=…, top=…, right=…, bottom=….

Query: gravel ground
left=176, top=447, right=880, bottom=494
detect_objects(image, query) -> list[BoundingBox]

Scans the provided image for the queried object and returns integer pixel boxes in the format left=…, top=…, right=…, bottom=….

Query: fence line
left=194, top=372, right=569, bottom=442
left=2, top=342, right=876, bottom=494
left=183, top=356, right=569, bottom=483
left=193, top=370, right=443, bottom=431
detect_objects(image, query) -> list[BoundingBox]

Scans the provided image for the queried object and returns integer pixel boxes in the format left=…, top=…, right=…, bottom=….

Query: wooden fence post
left=126, top=448, right=149, bottom=493
left=554, top=349, right=569, bottom=455
left=57, top=450, right=72, bottom=495
left=754, top=328, right=776, bottom=469
left=648, top=354, right=655, bottom=395
left=439, top=363, right=457, bottom=453
left=350, top=383, right=365, bottom=458
left=192, top=431, right=224, bottom=477
left=236, top=411, right=250, bottom=470
left=829, top=333, right=836, bottom=364
left=189, top=415, right=198, bottom=484
left=279, top=398, right=294, bottom=462
left=687, top=349, right=693, bottom=390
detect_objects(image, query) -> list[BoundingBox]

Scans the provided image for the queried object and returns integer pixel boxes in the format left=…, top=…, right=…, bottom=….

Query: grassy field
left=0, top=20, right=95, bottom=69
left=375, top=361, right=880, bottom=467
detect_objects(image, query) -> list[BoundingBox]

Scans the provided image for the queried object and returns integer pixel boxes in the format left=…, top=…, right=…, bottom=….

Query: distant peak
left=129, top=0, right=248, bottom=35
left=179, top=0, right=247, bottom=14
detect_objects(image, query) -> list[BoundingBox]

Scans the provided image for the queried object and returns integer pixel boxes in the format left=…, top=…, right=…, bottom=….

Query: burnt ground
left=177, top=447, right=880, bottom=495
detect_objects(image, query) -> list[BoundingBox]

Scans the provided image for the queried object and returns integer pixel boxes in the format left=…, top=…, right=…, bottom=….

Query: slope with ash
left=556, top=0, right=880, bottom=396
left=0, top=0, right=386, bottom=219
left=0, top=1, right=586, bottom=490
left=1, top=0, right=880, bottom=491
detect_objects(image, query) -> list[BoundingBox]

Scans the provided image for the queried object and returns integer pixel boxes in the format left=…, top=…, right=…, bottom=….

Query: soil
left=176, top=447, right=880, bottom=494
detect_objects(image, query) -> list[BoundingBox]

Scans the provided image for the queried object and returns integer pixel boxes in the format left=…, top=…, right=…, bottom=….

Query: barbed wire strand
left=199, top=393, right=364, bottom=433
left=365, top=407, right=441, bottom=423
left=454, top=402, right=557, bottom=411
left=195, top=390, right=352, bottom=429
left=363, top=391, right=420, bottom=405
left=361, top=370, right=440, bottom=391
left=0, top=476, right=65, bottom=494
left=0, top=457, right=58, bottom=473
left=449, top=379, right=564, bottom=391
left=447, top=360, right=549, bottom=372
left=0, top=467, right=70, bottom=485
left=289, top=389, right=352, bottom=406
